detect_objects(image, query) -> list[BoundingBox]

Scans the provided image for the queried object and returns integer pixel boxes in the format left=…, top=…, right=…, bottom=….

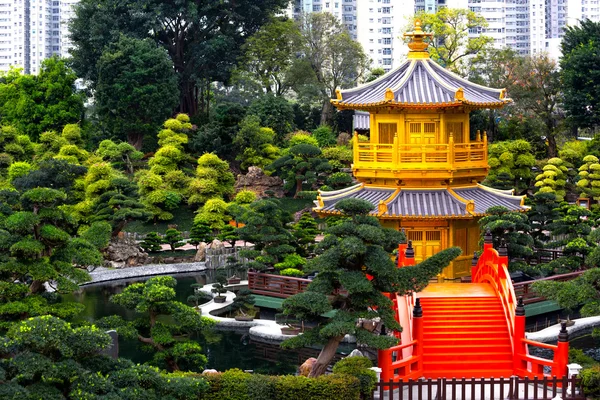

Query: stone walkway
left=83, top=262, right=207, bottom=286
left=526, top=315, right=600, bottom=342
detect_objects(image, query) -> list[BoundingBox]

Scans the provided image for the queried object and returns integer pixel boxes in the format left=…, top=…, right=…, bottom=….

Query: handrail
left=472, top=242, right=517, bottom=352
left=513, top=271, right=584, bottom=304
left=352, top=134, right=488, bottom=172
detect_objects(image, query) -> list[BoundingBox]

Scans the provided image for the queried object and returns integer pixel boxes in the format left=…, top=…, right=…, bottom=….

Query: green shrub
left=332, top=356, right=377, bottom=399
left=580, top=365, right=600, bottom=399
left=279, top=268, right=304, bottom=277
left=569, top=348, right=597, bottom=368
left=141, top=232, right=162, bottom=252
left=204, top=370, right=360, bottom=400
left=312, top=125, right=336, bottom=147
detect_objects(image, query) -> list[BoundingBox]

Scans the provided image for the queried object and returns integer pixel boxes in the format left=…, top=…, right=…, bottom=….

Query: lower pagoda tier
left=314, top=183, right=528, bottom=279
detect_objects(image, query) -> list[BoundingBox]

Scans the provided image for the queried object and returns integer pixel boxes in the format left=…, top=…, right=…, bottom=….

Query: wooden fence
left=513, top=271, right=585, bottom=305
left=373, top=376, right=585, bottom=400
left=247, top=271, right=311, bottom=298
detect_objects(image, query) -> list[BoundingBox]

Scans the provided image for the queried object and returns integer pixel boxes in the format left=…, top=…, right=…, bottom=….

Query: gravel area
left=83, top=262, right=207, bottom=286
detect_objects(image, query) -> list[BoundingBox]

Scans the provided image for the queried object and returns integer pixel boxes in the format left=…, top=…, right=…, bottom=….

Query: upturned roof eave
left=331, top=98, right=510, bottom=110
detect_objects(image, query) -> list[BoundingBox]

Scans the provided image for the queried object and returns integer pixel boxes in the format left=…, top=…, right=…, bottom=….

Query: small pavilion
left=314, top=21, right=528, bottom=279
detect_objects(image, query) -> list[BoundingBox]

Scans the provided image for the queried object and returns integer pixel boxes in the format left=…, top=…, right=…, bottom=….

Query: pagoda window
left=406, top=121, right=439, bottom=144
left=378, top=122, right=397, bottom=144
left=446, top=121, right=465, bottom=143
left=407, top=229, right=443, bottom=262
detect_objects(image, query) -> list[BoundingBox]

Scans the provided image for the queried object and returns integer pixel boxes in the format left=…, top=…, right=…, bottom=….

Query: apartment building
left=0, top=0, right=76, bottom=74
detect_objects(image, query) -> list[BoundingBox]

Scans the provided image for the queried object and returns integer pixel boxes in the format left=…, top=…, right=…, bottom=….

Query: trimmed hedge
left=203, top=369, right=361, bottom=400
left=332, top=356, right=377, bottom=399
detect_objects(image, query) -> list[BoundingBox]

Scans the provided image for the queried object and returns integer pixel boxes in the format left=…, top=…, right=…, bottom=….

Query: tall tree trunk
left=308, top=335, right=345, bottom=377
left=547, top=133, right=557, bottom=158
left=29, top=280, right=44, bottom=294
left=294, top=178, right=303, bottom=198
left=320, top=100, right=334, bottom=127
left=179, top=80, right=198, bottom=117
left=127, top=131, right=144, bottom=150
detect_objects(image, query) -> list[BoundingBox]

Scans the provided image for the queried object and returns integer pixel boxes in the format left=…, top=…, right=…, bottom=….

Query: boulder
left=235, top=166, right=284, bottom=198
left=105, top=238, right=148, bottom=267
left=209, top=238, right=224, bottom=250
left=347, top=349, right=364, bottom=358
left=194, top=242, right=208, bottom=262
left=299, top=357, right=317, bottom=377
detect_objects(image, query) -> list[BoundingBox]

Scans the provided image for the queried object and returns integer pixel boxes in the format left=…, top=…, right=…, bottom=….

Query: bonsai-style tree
left=528, top=191, right=561, bottom=247
left=96, top=139, right=144, bottom=174
left=478, top=206, right=534, bottom=272
left=0, top=316, right=208, bottom=398
left=193, top=198, right=231, bottom=232
left=281, top=199, right=461, bottom=377
left=211, top=273, right=228, bottom=300
left=293, top=212, right=320, bottom=256
left=577, top=154, right=600, bottom=204
left=97, top=276, right=212, bottom=372
left=218, top=224, right=239, bottom=248
left=228, top=288, right=256, bottom=318
left=486, top=140, right=536, bottom=192
left=88, top=176, right=150, bottom=237
left=237, top=199, right=296, bottom=270
left=268, top=143, right=332, bottom=197
left=534, top=157, right=569, bottom=202
left=187, top=153, right=235, bottom=207
left=163, top=228, right=185, bottom=251
left=141, top=232, right=163, bottom=253
left=187, top=283, right=211, bottom=308
left=189, top=220, right=213, bottom=248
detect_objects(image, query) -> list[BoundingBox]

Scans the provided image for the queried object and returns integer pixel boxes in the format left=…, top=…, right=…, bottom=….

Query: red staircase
left=378, top=237, right=571, bottom=383
left=419, top=286, right=513, bottom=379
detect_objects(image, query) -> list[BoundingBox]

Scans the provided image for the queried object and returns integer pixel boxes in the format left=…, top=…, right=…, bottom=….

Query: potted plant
left=187, top=283, right=211, bottom=310
left=276, top=313, right=302, bottom=335
left=230, top=289, right=257, bottom=321
left=224, top=256, right=244, bottom=285
left=211, top=273, right=228, bottom=303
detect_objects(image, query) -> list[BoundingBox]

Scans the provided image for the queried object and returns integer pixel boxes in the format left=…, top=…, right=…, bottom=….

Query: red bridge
left=379, top=238, right=570, bottom=382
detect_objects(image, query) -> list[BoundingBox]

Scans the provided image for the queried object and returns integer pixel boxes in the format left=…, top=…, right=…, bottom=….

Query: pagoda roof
left=314, top=184, right=527, bottom=219
left=333, top=59, right=509, bottom=110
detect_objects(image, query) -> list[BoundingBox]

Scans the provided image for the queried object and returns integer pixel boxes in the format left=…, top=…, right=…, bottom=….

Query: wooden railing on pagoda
left=352, top=131, right=488, bottom=174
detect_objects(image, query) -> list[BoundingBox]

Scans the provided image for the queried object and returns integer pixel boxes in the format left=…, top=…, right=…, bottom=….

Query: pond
left=64, top=273, right=356, bottom=374
left=570, top=334, right=600, bottom=362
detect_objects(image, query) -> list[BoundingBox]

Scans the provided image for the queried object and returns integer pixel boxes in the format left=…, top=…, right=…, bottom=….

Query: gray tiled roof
left=337, top=59, right=507, bottom=107
left=321, top=188, right=396, bottom=213
left=385, top=190, right=468, bottom=217
left=454, top=186, right=524, bottom=214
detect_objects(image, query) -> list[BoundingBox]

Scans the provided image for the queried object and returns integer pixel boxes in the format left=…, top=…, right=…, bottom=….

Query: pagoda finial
left=404, top=19, right=433, bottom=59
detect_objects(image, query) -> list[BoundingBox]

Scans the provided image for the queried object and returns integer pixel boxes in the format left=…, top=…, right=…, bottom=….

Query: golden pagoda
left=313, top=21, right=527, bottom=279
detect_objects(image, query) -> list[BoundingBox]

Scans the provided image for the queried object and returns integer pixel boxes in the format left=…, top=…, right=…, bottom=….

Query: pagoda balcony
left=351, top=133, right=489, bottom=182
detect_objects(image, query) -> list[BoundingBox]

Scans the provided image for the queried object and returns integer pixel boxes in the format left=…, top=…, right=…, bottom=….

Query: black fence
left=373, top=376, right=584, bottom=400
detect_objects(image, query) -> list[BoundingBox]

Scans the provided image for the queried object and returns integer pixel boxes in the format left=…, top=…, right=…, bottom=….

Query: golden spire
left=404, top=19, right=433, bottom=59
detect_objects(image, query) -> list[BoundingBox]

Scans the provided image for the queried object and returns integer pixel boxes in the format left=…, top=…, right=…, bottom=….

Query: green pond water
left=64, top=274, right=356, bottom=375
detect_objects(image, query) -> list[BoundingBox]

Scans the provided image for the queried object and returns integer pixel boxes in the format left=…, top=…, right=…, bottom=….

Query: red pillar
left=554, top=322, right=569, bottom=379
left=378, top=348, right=393, bottom=382
left=398, top=242, right=407, bottom=267
left=513, top=297, right=526, bottom=374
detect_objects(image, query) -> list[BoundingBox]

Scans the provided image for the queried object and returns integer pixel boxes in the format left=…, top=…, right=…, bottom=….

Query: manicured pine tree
left=293, top=211, right=320, bottom=256
left=97, top=276, right=212, bottom=372
left=528, top=191, right=560, bottom=247
left=187, top=153, right=235, bottom=207
left=478, top=206, right=534, bottom=271
left=163, top=228, right=185, bottom=251
left=281, top=199, right=461, bottom=377
left=534, top=157, right=568, bottom=202
left=141, top=232, right=163, bottom=253
left=189, top=220, right=213, bottom=248
left=577, top=154, right=600, bottom=204
left=237, top=199, right=296, bottom=270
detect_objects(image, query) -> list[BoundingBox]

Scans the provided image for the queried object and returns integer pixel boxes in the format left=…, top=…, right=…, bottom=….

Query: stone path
left=526, top=315, right=600, bottom=342
left=83, top=262, right=207, bottom=286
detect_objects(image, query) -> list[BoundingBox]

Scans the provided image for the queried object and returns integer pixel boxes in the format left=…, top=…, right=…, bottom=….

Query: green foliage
left=95, top=36, right=179, bottom=150
left=247, top=94, right=295, bottom=142
left=415, top=9, right=492, bottom=73
left=486, top=140, right=536, bottom=192
left=228, top=289, right=256, bottom=317
left=288, top=131, right=320, bottom=147
left=532, top=268, right=600, bottom=316
left=534, top=157, right=568, bottom=201
left=96, top=139, right=144, bottom=174
left=163, top=228, right=185, bottom=251
left=293, top=212, right=319, bottom=256
left=569, top=348, right=598, bottom=368
left=280, top=268, right=304, bottom=277
left=561, top=19, right=600, bottom=130
left=282, top=198, right=460, bottom=375
left=0, top=58, right=84, bottom=140
left=327, top=172, right=353, bottom=190
left=580, top=365, right=600, bottom=398
left=102, top=276, right=213, bottom=372
left=204, top=370, right=360, bottom=400
left=79, top=221, right=112, bottom=251
left=7, top=161, right=32, bottom=182
left=1, top=315, right=210, bottom=399
left=528, top=191, right=560, bottom=247
left=189, top=221, right=213, bottom=247
left=237, top=199, right=295, bottom=270
left=312, top=125, right=336, bottom=147
left=211, top=273, right=228, bottom=298
left=332, top=356, right=376, bottom=400
left=269, top=143, right=331, bottom=197
left=322, top=146, right=353, bottom=170
left=141, top=232, right=163, bottom=253
left=577, top=154, right=600, bottom=202
left=194, top=198, right=231, bottom=231
left=234, top=116, right=281, bottom=170
left=479, top=206, right=534, bottom=271
left=188, top=153, right=235, bottom=207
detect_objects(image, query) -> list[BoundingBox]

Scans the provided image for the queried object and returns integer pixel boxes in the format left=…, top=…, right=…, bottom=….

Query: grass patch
left=278, top=197, right=314, bottom=217
left=124, top=206, right=196, bottom=234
